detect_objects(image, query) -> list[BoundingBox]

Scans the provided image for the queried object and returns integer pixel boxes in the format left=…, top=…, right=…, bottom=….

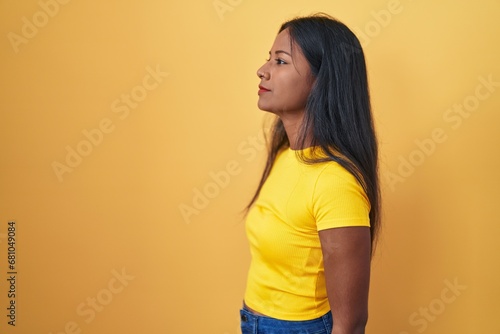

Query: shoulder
left=314, top=161, right=365, bottom=195
left=312, top=160, right=371, bottom=229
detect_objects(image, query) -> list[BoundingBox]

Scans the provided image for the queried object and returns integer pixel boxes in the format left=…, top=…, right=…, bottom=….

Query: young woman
left=241, top=14, right=380, bottom=334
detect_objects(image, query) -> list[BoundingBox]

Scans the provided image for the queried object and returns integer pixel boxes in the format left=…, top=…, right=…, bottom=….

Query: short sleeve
left=312, top=163, right=371, bottom=231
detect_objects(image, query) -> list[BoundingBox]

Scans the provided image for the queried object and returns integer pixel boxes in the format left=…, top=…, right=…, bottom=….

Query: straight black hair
left=246, top=13, right=381, bottom=253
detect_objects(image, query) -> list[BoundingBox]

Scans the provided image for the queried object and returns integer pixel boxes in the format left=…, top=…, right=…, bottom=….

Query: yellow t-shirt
left=244, top=146, right=370, bottom=320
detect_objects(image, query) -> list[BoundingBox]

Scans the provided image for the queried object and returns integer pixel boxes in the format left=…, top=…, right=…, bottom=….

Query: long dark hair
left=246, top=13, right=381, bottom=252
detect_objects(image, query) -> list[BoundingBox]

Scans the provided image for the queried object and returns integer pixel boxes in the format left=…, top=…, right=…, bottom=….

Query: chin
left=257, top=102, right=273, bottom=113
left=257, top=103, right=268, bottom=111
left=258, top=107, right=277, bottom=116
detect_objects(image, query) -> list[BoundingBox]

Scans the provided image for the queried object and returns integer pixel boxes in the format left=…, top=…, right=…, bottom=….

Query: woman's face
left=257, top=28, right=314, bottom=116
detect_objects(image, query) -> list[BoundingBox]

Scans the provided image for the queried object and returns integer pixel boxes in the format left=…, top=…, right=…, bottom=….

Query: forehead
left=271, top=29, right=292, bottom=51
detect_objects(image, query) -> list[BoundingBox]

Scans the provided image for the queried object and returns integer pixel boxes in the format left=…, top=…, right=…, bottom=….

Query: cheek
left=298, top=81, right=311, bottom=96
left=290, top=80, right=312, bottom=105
left=278, top=74, right=309, bottom=97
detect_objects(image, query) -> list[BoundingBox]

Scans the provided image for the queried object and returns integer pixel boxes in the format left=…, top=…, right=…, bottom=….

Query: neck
left=278, top=111, right=311, bottom=150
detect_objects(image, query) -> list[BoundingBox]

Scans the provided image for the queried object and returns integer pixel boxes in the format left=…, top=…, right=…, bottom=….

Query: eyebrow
left=269, top=50, right=292, bottom=57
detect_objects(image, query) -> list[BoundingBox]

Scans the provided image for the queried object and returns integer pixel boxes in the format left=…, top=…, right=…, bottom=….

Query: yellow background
left=1, top=0, right=499, bottom=333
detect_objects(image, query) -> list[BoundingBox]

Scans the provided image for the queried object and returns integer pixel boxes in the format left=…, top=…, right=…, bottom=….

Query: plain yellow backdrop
left=1, top=0, right=499, bottom=333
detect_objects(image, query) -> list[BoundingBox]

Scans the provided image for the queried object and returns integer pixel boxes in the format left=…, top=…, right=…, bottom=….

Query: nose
left=257, top=63, right=269, bottom=80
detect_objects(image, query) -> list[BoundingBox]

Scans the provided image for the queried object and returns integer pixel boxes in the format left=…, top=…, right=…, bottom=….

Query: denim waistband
left=240, top=303, right=332, bottom=333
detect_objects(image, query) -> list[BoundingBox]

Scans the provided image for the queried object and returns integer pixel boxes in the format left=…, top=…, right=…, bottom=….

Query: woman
left=241, top=13, right=380, bottom=334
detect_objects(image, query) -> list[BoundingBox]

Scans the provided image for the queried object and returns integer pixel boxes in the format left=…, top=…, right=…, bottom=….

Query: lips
left=258, top=85, right=270, bottom=94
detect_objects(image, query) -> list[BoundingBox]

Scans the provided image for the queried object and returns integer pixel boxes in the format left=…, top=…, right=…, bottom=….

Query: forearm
left=325, top=271, right=369, bottom=334
left=327, top=289, right=368, bottom=334
left=330, top=321, right=367, bottom=334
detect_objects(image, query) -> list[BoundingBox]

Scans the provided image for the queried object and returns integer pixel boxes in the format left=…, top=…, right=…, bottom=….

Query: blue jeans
left=240, top=305, right=333, bottom=334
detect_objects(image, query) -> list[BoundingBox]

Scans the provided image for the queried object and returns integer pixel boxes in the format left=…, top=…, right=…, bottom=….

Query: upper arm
left=319, top=226, right=371, bottom=333
left=313, top=163, right=372, bottom=333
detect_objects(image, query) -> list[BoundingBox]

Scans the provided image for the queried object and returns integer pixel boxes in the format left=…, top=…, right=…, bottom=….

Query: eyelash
left=266, top=58, right=287, bottom=65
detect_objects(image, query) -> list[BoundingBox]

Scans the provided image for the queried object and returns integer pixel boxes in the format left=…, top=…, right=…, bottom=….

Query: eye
left=264, top=56, right=287, bottom=64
